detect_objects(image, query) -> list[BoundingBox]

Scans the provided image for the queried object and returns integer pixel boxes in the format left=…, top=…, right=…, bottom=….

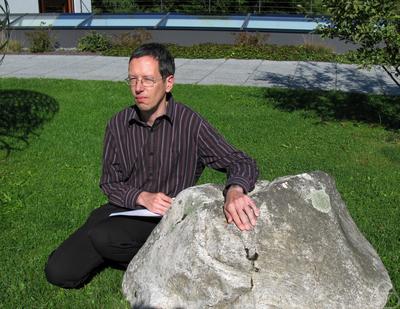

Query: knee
left=88, top=222, right=136, bottom=263
left=88, top=224, right=110, bottom=258
left=44, top=252, right=84, bottom=289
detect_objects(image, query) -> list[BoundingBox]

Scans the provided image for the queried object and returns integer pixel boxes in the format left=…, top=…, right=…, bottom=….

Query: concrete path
left=1, top=54, right=399, bottom=95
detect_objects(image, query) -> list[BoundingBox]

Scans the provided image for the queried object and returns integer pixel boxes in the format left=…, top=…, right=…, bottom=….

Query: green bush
left=233, top=32, right=269, bottom=47
left=103, top=42, right=342, bottom=62
left=77, top=31, right=111, bottom=52
left=99, top=37, right=361, bottom=64
left=26, top=28, right=54, bottom=53
left=4, top=39, right=22, bottom=53
left=111, top=30, right=151, bottom=50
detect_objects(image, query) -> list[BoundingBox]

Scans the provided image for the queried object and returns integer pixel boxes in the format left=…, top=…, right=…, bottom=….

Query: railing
left=91, top=0, right=325, bottom=16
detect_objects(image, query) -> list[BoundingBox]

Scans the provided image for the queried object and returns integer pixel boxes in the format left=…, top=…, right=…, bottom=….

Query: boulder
left=122, top=171, right=392, bottom=308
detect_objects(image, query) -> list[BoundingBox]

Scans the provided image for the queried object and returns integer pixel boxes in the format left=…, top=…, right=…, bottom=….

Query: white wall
left=74, top=0, right=92, bottom=13
left=9, top=0, right=39, bottom=13
left=8, top=0, right=92, bottom=13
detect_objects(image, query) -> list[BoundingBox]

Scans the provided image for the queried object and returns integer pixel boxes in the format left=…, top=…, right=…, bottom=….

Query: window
left=39, top=0, right=74, bottom=13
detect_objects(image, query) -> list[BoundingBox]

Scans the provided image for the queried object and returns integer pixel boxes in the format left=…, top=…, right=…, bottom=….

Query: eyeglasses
left=125, top=76, right=164, bottom=88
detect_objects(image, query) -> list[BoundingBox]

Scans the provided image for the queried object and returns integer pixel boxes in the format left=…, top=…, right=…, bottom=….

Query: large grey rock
left=122, top=171, right=392, bottom=308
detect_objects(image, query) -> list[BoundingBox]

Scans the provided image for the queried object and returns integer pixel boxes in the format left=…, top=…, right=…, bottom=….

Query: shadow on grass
left=381, top=146, right=400, bottom=165
left=263, top=88, right=400, bottom=130
left=0, top=89, right=59, bottom=159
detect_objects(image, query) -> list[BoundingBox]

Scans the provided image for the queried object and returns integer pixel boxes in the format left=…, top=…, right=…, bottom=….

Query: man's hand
left=224, top=185, right=259, bottom=231
left=137, top=191, right=173, bottom=215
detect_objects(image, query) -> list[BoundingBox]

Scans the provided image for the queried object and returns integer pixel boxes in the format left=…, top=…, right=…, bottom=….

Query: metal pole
left=258, top=0, right=261, bottom=13
left=208, top=0, right=211, bottom=13
left=0, top=0, right=10, bottom=65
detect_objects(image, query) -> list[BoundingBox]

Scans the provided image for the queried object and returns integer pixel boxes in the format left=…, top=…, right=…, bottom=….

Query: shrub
left=4, top=39, right=22, bottom=53
left=26, top=27, right=55, bottom=53
left=77, top=31, right=111, bottom=52
left=301, top=42, right=333, bottom=54
left=111, top=30, right=152, bottom=50
left=103, top=42, right=344, bottom=63
left=295, top=43, right=337, bottom=62
left=234, top=32, right=269, bottom=47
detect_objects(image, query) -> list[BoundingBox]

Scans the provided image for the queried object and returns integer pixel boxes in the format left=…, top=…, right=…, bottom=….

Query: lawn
left=0, top=78, right=399, bottom=308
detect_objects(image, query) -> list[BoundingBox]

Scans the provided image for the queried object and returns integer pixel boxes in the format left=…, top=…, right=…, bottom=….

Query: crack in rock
left=175, top=214, right=187, bottom=225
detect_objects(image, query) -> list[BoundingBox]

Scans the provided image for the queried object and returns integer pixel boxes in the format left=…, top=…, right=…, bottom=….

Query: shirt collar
left=165, top=93, right=175, bottom=123
left=129, top=93, right=175, bottom=126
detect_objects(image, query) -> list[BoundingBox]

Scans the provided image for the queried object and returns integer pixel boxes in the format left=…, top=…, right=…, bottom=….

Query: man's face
left=128, top=56, right=174, bottom=113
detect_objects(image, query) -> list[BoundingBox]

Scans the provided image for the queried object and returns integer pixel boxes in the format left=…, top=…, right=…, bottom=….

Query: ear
left=165, top=75, right=175, bottom=93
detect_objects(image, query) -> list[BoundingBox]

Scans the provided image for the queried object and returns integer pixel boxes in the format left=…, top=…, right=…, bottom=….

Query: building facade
left=8, top=0, right=92, bottom=14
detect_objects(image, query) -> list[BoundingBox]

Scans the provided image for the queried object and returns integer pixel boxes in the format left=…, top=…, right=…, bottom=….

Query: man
left=45, top=43, right=259, bottom=289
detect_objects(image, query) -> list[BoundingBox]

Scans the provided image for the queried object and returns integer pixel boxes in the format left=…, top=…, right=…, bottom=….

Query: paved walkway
left=1, top=54, right=399, bottom=95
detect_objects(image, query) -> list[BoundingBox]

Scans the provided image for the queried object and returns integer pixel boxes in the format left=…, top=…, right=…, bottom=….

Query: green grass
left=1, top=78, right=399, bottom=307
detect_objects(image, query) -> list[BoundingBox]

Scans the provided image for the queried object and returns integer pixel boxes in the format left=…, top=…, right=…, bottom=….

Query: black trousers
left=45, top=203, right=161, bottom=289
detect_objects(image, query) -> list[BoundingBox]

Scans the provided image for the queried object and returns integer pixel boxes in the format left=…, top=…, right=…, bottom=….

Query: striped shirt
left=100, top=95, right=259, bottom=209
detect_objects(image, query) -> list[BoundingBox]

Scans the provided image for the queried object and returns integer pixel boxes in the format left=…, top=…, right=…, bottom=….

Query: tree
left=0, top=0, right=10, bottom=65
left=318, top=0, right=400, bottom=87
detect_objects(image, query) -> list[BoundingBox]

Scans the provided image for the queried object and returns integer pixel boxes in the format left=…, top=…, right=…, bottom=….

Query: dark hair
left=129, top=43, right=175, bottom=79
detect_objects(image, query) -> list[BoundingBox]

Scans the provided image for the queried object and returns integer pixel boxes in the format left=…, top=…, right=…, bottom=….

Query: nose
left=134, top=79, right=144, bottom=92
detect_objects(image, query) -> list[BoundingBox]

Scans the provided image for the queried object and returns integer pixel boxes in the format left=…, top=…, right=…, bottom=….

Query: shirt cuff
left=124, top=187, right=143, bottom=209
left=223, top=177, right=251, bottom=197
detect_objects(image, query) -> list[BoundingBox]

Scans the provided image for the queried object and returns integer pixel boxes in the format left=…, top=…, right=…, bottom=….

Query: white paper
left=109, top=209, right=162, bottom=217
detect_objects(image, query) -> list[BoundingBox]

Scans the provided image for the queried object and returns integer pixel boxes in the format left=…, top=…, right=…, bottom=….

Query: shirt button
left=149, top=152, right=154, bottom=156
